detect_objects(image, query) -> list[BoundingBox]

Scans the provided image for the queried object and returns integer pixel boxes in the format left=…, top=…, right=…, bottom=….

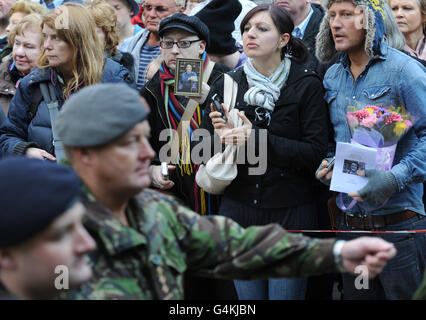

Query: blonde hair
left=388, top=0, right=426, bottom=33
left=8, top=13, right=43, bottom=47
left=9, top=0, right=48, bottom=17
left=86, top=0, right=120, bottom=56
left=37, top=3, right=104, bottom=98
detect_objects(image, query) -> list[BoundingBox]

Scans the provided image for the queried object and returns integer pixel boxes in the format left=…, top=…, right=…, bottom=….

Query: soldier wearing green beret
left=56, top=83, right=397, bottom=300
left=0, top=157, right=96, bottom=300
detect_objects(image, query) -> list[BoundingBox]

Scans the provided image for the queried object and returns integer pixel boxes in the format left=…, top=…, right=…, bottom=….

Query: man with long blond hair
left=0, top=3, right=134, bottom=161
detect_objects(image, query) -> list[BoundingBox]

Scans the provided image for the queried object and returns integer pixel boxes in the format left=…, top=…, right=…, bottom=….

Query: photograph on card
left=174, top=58, right=203, bottom=96
left=330, top=142, right=377, bottom=194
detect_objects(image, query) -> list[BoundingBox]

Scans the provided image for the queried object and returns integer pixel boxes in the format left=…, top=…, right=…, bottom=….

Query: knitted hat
left=195, top=0, right=242, bottom=55
left=315, top=0, right=387, bottom=63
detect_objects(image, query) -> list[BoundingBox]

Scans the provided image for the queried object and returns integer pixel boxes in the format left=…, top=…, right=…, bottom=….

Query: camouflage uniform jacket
left=66, top=189, right=338, bottom=299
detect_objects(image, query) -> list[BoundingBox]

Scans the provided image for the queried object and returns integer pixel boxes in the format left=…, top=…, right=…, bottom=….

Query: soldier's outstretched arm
left=172, top=207, right=395, bottom=280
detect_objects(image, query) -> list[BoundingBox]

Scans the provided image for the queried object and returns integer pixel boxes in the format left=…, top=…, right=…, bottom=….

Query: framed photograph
left=174, top=58, right=203, bottom=96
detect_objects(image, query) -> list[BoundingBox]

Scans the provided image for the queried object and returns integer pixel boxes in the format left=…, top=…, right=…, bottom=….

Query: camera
left=211, top=93, right=227, bottom=122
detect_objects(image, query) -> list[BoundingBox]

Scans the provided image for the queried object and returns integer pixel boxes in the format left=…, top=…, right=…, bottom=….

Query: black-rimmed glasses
left=159, top=39, right=201, bottom=49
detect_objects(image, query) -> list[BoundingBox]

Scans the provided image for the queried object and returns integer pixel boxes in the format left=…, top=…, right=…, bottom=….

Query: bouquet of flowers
left=346, top=105, right=414, bottom=170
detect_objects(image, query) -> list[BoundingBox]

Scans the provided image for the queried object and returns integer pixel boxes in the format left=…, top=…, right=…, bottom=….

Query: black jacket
left=201, top=61, right=329, bottom=209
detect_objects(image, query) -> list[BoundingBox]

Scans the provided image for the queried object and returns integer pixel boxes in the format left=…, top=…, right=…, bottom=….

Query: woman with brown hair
left=203, top=4, right=329, bottom=299
left=0, top=3, right=134, bottom=160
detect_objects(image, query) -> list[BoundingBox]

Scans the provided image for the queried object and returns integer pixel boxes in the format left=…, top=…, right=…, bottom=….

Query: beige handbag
left=195, top=73, right=240, bottom=195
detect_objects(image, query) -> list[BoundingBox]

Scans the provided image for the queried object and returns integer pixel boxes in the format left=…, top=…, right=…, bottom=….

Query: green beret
left=55, top=83, right=148, bottom=147
left=0, top=157, right=81, bottom=248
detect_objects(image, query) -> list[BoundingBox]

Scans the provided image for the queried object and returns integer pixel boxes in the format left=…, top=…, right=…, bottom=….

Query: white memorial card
left=330, top=142, right=377, bottom=194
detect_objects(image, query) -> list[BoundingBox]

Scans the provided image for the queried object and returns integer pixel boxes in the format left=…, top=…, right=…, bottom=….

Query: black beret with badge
left=55, top=83, right=149, bottom=148
left=0, top=157, right=81, bottom=248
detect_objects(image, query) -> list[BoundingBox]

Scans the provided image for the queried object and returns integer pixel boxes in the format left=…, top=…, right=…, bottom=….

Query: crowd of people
left=0, top=0, right=425, bottom=301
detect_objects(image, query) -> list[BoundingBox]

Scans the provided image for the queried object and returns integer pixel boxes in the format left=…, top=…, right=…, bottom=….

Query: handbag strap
left=40, top=82, right=65, bottom=164
left=170, top=60, right=216, bottom=163
left=223, top=73, right=238, bottom=113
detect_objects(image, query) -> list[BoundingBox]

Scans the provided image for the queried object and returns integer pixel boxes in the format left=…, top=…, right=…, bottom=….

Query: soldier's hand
left=341, top=237, right=396, bottom=278
left=149, top=165, right=175, bottom=190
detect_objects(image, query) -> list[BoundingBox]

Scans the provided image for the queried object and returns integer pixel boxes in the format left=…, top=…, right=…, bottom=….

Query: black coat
left=201, top=61, right=329, bottom=209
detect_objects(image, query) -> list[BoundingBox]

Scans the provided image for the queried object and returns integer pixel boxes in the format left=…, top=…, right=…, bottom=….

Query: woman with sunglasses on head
left=202, top=4, right=329, bottom=300
left=0, top=3, right=134, bottom=161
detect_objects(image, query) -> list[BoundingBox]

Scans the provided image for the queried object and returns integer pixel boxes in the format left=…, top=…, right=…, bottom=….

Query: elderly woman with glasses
left=202, top=4, right=329, bottom=300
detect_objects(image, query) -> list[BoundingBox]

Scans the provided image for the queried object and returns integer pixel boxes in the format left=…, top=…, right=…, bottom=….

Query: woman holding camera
left=203, top=4, right=329, bottom=300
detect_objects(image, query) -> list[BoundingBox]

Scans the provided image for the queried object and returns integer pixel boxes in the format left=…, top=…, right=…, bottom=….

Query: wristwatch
left=333, top=240, right=347, bottom=273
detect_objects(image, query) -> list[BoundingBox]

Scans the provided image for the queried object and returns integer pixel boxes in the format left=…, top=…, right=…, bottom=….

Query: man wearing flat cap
left=56, top=83, right=397, bottom=300
left=140, top=12, right=232, bottom=299
left=0, top=157, right=96, bottom=300
left=140, top=13, right=229, bottom=216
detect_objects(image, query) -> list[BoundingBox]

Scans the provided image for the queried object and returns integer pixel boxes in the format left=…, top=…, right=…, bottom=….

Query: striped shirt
left=136, top=43, right=161, bottom=90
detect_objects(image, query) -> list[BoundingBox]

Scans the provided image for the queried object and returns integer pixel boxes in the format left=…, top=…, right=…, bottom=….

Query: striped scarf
left=159, top=52, right=212, bottom=215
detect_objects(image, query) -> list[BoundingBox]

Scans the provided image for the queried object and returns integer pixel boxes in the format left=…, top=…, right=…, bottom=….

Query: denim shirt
left=324, top=46, right=426, bottom=216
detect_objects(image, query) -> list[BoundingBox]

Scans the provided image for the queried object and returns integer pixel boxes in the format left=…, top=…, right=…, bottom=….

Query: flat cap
left=159, top=13, right=210, bottom=47
left=0, top=157, right=81, bottom=248
left=56, top=83, right=148, bottom=147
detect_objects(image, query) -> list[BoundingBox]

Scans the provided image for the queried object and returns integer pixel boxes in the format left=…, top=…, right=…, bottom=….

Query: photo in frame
left=174, top=58, right=203, bottom=96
